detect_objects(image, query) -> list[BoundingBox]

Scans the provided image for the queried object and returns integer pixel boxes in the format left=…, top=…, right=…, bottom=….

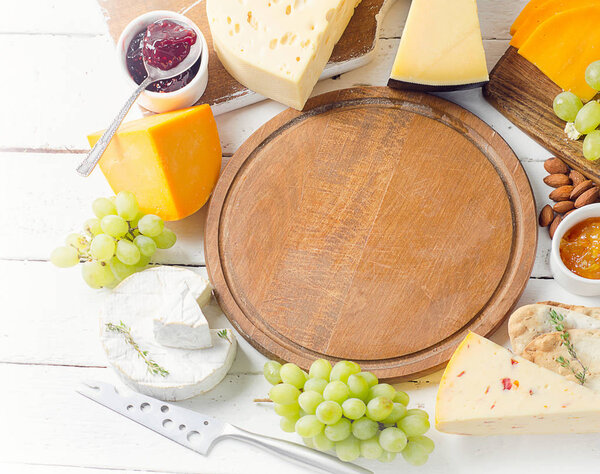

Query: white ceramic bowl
left=116, top=10, right=208, bottom=113
left=550, top=203, right=600, bottom=295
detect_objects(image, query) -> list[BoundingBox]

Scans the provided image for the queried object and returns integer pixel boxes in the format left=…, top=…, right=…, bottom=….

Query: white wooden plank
left=0, top=464, right=152, bottom=474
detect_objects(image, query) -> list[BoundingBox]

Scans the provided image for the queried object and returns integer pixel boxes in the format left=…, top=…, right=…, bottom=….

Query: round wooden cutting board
left=205, top=87, right=536, bottom=381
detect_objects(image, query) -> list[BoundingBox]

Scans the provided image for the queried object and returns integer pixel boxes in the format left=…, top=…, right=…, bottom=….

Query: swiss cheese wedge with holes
left=436, top=332, right=600, bottom=435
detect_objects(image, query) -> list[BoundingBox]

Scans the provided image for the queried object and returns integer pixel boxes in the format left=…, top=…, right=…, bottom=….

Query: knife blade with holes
left=77, top=381, right=372, bottom=474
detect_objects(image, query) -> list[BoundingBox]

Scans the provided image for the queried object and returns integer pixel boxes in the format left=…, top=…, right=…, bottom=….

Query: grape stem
left=254, top=398, right=273, bottom=403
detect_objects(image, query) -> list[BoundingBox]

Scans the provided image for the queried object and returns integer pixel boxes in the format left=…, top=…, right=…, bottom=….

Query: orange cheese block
left=88, top=105, right=222, bottom=221
left=510, top=0, right=549, bottom=35
left=510, top=0, right=600, bottom=49
left=518, top=6, right=600, bottom=101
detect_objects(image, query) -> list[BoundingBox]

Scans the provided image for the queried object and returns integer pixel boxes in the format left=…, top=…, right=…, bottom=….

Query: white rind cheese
left=206, top=0, right=361, bottom=110
left=436, top=332, right=600, bottom=435
left=153, top=283, right=212, bottom=350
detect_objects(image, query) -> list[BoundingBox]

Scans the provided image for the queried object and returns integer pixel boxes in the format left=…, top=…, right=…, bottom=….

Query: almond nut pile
left=539, top=157, right=600, bottom=238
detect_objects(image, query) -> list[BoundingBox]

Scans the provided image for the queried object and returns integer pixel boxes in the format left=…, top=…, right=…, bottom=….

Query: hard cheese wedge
left=206, top=0, right=361, bottom=110
left=518, top=6, right=600, bottom=101
left=436, top=332, right=600, bottom=435
left=88, top=105, right=221, bottom=221
left=388, top=0, right=488, bottom=91
left=510, top=0, right=600, bottom=49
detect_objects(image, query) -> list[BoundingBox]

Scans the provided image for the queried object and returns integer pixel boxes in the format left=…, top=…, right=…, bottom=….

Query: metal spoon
left=76, top=20, right=202, bottom=177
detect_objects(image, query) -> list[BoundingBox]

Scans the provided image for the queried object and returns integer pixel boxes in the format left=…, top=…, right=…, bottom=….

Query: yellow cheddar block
left=88, top=105, right=222, bottom=221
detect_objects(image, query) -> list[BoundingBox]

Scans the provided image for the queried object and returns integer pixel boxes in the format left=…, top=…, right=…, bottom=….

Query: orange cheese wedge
left=88, top=104, right=222, bottom=221
left=510, top=0, right=549, bottom=35
left=511, top=0, right=600, bottom=49
left=518, top=5, right=600, bottom=101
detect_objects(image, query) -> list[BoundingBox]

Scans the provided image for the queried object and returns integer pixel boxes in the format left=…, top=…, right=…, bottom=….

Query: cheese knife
left=77, top=381, right=371, bottom=474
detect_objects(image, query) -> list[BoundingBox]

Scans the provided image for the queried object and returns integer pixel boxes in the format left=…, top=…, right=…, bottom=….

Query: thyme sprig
left=217, top=329, right=231, bottom=344
left=106, top=321, right=169, bottom=377
left=548, top=309, right=587, bottom=385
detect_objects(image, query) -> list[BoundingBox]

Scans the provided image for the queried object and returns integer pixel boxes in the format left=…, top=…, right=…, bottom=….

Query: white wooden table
left=3, top=1, right=600, bottom=473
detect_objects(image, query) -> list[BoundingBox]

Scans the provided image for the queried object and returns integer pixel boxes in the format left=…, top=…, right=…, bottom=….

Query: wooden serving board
left=98, top=0, right=393, bottom=115
left=205, top=86, right=537, bottom=381
left=484, top=46, right=600, bottom=184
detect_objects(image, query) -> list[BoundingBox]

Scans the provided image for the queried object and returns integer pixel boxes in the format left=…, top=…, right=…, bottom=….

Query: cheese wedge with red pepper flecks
left=436, top=332, right=600, bottom=435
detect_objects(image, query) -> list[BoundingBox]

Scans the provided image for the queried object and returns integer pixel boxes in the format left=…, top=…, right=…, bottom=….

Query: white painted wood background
left=3, top=1, right=600, bottom=473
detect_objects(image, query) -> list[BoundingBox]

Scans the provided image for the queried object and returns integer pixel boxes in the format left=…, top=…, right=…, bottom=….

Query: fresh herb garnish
left=106, top=321, right=169, bottom=377
left=217, top=329, right=231, bottom=344
left=548, top=309, right=587, bottom=385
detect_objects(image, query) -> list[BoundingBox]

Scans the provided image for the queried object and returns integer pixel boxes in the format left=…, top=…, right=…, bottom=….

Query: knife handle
left=222, top=425, right=372, bottom=474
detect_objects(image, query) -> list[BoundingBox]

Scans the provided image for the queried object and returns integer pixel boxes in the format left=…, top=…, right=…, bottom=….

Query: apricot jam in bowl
left=551, top=203, right=600, bottom=295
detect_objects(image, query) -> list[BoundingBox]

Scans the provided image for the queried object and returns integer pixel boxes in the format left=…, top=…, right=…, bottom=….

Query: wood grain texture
left=205, top=86, right=537, bottom=381
left=98, top=0, right=389, bottom=111
left=484, top=46, right=600, bottom=184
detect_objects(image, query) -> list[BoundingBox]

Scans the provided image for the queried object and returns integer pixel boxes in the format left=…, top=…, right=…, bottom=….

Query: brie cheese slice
left=153, top=282, right=212, bottom=350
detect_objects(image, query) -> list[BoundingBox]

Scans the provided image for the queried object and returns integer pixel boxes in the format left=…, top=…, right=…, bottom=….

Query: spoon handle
left=76, top=77, right=152, bottom=177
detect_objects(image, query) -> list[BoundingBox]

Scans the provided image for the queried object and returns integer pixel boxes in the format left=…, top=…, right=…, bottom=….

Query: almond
left=570, top=180, right=594, bottom=200
left=543, top=174, right=571, bottom=188
left=549, top=185, right=574, bottom=202
left=544, top=157, right=569, bottom=175
left=575, top=187, right=600, bottom=208
left=553, top=200, right=575, bottom=214
left=539, top=205, right=554, bottom=227
left=569, top=170, right=586, bottom=187
left=549, top=215, right=561, bottom=239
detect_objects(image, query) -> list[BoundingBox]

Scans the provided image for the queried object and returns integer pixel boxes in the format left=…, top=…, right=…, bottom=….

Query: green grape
left=397, top=414, right=430, bottom=437
left=116, top=240, right=141, bottom=265
left=92, top=197, right=117, bottom=218
left=133, top=235, right=157, bottom=257
left=368, top=383, right=396, bottom=401
left=393, top=391, right=410, bottom=406
left=323, top=381, right=350, bottom=404
left=583, top=130, right=600, bottom=161
left=401, top=442, right=429, bottom=466
left=85, top=218, right=103, bottom=236
left=302, top=437, right=314, bottom=449
left=263, top=360, right=282, bottom=385
left=280, top=363, right=306, bottom=389
left=50, top=246, right=79, bottom=268
left=101, top=215, right=129, bottom=238
left=408, top=435, right=435, bottom=455
left=312, top=432, right=334, bottom=452
left=325, top=418, right=351, bottom=442
left=357, top=371, right=378, bottom=388
left=378, top=451, right=397, bottom=463
left=65, top=233, right=89, bottom=252
left=406, top=408, right=429, bottom=420
left=115, top=191, right=139, bottom=220
left=347, top=374, right=369, bottom=400
left=366, top=397, right=393, bottom=421
left=274, top=403, right=300, bottom=418
left=109, top=257, right=137, bottom=282
left=381, top=403, right=407, bottom=424
left=309, top=359, right=332, bottom=380
left=81, top=261, right=115, bottom=289
left=304, top=378, right=328, bottom=394
left=280, top=415, right=299, bottom=433
left=90, top=234, right=116, bottom=261
left=586, top=60, right=600, bottom=91
left=269, top=383, right=300, bottom=405
left=553, top=91, right=583, bottom=122
left=135, top=254, right=151, bottom=270
left=329, top=361, right=360, bottom=383
left=335, top=434, right=360, bottom=462
left=153, top=228, right=177, bottom=249
left=315, top=400, right=342, bottom=425
left=138, top=214, right=164, bottom=237
left=379, top=427, right=407, bottom=453
left=298, top=391, right=324, bottom=415
left=295, top=415, right=324, bottom=438
left=360, top=436, right=384, bottom=460
left=341, top=398, right=366, bottom=420
left=351, top=417, right=379, bottom=440
left=129, top=212, right=143, bottom=229
left=575, top=100, right=600, bottom=134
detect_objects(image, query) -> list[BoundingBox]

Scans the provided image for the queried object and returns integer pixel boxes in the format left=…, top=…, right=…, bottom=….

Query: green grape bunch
left=263, top=359, right=434, bottom=466
left=50, top=191, right=177, bottom=289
